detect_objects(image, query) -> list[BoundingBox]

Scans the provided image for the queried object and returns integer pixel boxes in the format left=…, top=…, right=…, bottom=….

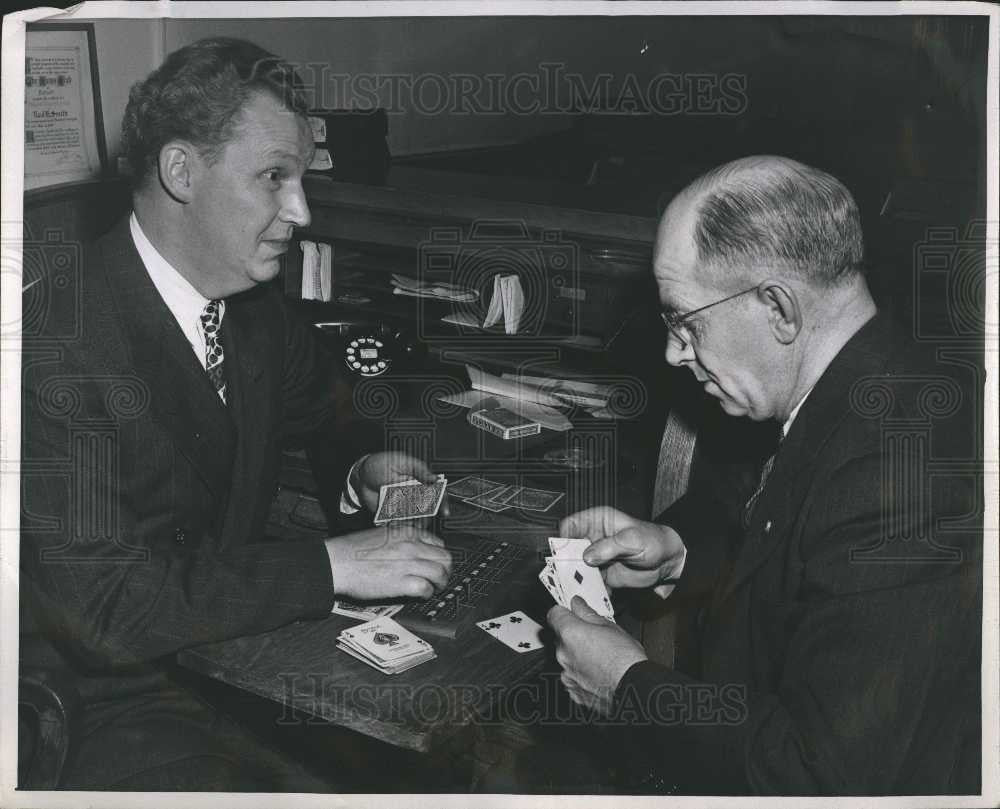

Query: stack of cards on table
left=539, top=537, right=615, bottom=621
left=447, top=476, right=564, bottom=514
left=330, top=599, right=401, bottom=621
left=374, top=475, right=447, bottom=524
left=336, top=616, right=436, bottom=674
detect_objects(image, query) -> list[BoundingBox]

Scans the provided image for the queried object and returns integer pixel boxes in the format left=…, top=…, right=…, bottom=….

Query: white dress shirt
left=129, top=212, right=222, bottom=369
left=129, top=212, right=368, bottom=592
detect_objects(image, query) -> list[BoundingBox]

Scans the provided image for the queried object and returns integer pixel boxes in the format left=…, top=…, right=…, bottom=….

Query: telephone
left=312, top=319, right=417, bottom=377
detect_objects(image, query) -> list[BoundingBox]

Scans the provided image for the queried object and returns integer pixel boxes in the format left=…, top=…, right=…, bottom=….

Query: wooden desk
left=177, top=510, right=550, bottom=753
left=177, top=380, right=655, bottom=753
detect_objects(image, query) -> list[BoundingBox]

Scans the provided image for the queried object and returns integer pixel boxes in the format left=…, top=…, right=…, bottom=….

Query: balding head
left=653, top=156, right=877, bottom=423
left=681, top=155, right=864, bottom=288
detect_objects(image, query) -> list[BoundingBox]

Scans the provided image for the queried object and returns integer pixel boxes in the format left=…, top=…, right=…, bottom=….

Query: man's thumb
left=570, top=595, right=604, bottom=623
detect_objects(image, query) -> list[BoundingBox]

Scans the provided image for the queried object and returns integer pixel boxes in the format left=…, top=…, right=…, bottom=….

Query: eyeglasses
left=660, top=285, right=759, bottom=348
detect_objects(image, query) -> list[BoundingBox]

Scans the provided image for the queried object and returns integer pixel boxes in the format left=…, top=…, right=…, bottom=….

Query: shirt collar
left=782, top=385, right=815, bottom=439
left=129, top=211, right=212, bottom=327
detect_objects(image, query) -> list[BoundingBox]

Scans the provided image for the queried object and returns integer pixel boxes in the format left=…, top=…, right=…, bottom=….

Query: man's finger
left=557, top=512, right=586, bottom=539
left=408, top=559, right=451, bottom=591
left=547, top=604, right=573, bottom=632
left=413, top=541, right=452, bottom=568
left=400, top=574, right=436, bottom=599
left=409, top=528, right=447, bottom=549
left=582, top=534, right=642, bottom=566
left=404, top=457, right=435, bottom=483
left=570, top=595, right=608, bottom=624
left=558, top=507, right=602, bottom=539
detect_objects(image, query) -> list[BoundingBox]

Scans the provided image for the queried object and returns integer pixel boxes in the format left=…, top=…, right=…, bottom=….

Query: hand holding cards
left=337, top=616, right=437, bottom=674
left=539, top=537, right=615, bottom=621
left=374, top=475, right=447, bottom=524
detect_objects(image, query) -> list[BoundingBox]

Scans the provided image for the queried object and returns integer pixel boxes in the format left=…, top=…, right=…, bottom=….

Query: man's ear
left=157, top=141, right=198, bottom=203
left=758, top=280, right=801, bottom=344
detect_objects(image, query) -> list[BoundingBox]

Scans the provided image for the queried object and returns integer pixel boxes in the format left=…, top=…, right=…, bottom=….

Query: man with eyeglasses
left=545, top=156, right=981, bottom=794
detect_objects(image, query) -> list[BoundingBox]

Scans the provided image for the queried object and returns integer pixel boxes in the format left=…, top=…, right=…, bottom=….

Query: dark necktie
left=200, top=299, right=227, bottom=404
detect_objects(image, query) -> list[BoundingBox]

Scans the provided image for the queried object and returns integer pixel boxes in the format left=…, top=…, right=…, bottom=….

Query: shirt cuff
left=651, top=543, right=687, bottom=599
left=339, top=454, right=369, bottom=514
left=323, top=538, right=337, bottom=596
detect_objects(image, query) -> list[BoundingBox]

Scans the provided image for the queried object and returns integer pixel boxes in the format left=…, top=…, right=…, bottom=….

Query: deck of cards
left=539, top=537, right=615, bottom=621
left=447, top=476, right=564, bottom=514
left=336, top=616, right=436, bottom=674
left=373, top=475, right=447, bottom=524
left=476, top=610, right=545, bottom=653
left=331, top=599, right=402, bottom=621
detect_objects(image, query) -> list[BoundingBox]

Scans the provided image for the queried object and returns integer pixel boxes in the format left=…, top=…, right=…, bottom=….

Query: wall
left=155, top=16, right=929, bottom=157
left=78, top=14, right=984, bottom=177
left=90, top=19, right=162, bottom=163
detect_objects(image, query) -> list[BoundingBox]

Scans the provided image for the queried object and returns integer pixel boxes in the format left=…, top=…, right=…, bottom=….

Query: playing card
left=464, top=494, right=510, bottom=512
left=509, top=487, right=564, bottom=512
left=477, top=610, right=544, bottom=653
left=464, top=486, right=517, bottom=512
left=336, top=642, right=435, bottom=675
left=548, top=538, right=615, bottom=620
left=447, top=475, right=506, bottom=500
left=330, top=599, right=402, bottom=621
left=548, top=536, right=592, bottom=559
left=538, top=558, right=567, bottom=607
left=487, top=485, right=522, bottom=505
left=373, top=477, right=446, bottom=524
left=340, top=616, right=432, bottom=663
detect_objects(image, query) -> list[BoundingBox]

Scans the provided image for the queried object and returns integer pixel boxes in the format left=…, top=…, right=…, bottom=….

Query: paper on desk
left=502, top=275, right=524, bottom=335
left=441, top=311, right=481, bottom=328
left=467, top=366, right=564, bottom=408
left=436, top=390, right=496, bottom=409
left=436, top=389, right=572, bottom=431
left=503, top=374, right=611, bottom=408
left=300, top=240, right=333, bottom=302
left=500, top=397, right=572, bottom=431
left=483, top=275, right=504, bottom=328
left=482, top=274, right=525, bottom=333
left=390, top=273, right=477, bottom=302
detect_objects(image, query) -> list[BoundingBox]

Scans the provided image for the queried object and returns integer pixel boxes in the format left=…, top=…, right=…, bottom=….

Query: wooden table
left=177, top=379, right=657, bottom=753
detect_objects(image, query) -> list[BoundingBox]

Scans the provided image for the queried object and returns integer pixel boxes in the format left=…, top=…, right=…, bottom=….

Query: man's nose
left=664, top=334, right=691, bottom=366
left=281, top=183, right=311, bottom=229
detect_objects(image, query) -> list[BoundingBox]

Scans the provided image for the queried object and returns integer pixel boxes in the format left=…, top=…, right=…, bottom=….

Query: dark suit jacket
left=20, top=218, right=340, bottom=697
left=615, top=314, right=982, bottom=795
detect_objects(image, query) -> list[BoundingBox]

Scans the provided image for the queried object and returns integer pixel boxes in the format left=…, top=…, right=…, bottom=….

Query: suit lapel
left=717, top=314, right=888, bottom=603
left=99, top=219, right=236, bottom=497
left=220, top=291, right=270, bottom=468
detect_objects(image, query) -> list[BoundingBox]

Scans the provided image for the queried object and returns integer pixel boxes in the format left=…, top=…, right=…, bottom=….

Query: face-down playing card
left=374, top=477, right=447, bottom=524
left=446, top=475, right=506, bottom=500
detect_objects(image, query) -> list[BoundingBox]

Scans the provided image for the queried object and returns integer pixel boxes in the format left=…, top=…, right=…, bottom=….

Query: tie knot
left=201, top=300, right=223, bottom=334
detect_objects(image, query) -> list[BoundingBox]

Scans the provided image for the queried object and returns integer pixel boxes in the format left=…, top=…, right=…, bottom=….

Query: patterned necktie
left=743, top=435, right=782, bottom=528
left=200, top=299, right=226, bottom=404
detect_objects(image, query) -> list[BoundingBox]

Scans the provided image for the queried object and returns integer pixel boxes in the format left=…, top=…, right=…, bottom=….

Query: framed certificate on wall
left=24, top=23, right=107, bottom=189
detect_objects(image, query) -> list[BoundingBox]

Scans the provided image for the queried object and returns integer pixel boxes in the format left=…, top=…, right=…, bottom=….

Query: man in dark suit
left=547, top=156, right=981, bottom=794
left=20, top=37, right=453, bottom=790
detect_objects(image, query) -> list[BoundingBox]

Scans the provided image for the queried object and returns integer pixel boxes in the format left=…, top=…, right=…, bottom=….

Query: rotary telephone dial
left=313, top=319, right=417, bottom=378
